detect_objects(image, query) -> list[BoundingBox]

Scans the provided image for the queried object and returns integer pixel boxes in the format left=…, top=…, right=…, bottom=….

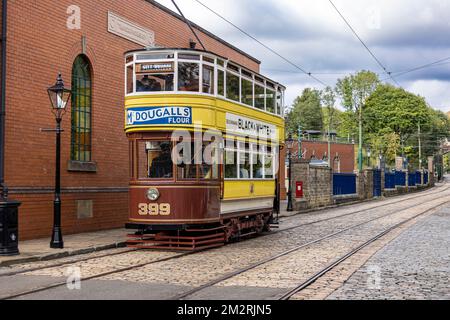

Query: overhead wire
left=327, top=0, right=401, bottom=87
left=192, top=0, right=330, bottom=87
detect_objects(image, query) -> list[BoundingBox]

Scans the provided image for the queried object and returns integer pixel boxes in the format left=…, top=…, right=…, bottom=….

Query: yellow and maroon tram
left=124, top=48, right=285, bottom=250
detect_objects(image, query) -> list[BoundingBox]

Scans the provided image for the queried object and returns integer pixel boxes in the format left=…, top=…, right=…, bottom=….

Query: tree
left=285, top=88, right=323, bottom=135
left=335, top=71, right=380, bottom=171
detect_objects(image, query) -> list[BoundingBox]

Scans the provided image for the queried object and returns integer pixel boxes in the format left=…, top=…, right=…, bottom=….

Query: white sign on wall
left=226, top=113, right=277, bottom=140
left=108, top=11, right=155, bottom=47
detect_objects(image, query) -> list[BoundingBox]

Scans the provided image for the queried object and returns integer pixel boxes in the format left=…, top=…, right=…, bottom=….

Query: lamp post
left=47, top=73, right=71, bottom=249
left=367, top=147, right=371, bottom=168
left=286, top=134, right=294, bottom=212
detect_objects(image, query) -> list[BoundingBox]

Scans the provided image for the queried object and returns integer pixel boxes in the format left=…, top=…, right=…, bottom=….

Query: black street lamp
left=47, top=73, right=71, bottom=249
left=286, top=134, right=294, bottom=212
left=367, top=147, right=371, bottom=168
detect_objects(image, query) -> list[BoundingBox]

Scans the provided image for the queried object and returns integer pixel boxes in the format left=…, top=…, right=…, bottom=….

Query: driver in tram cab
left=149, top=142, right=173, bottom=178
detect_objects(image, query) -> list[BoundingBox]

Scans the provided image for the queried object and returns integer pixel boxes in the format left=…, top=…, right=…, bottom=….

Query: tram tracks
left=0, top=185, right=448, bottom=300
left=1, top=184, right=446, bottom=279
left=169, top=194, right=450, bottom=300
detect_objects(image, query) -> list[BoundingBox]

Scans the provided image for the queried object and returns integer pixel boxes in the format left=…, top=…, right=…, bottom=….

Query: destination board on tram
left=226, top=113, right=277, bottom=140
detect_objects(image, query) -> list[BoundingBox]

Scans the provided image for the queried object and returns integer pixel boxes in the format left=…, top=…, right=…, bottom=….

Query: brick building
left=0, top=0, right=263, bottom=239
left=280, top=139, right=355, bottom=200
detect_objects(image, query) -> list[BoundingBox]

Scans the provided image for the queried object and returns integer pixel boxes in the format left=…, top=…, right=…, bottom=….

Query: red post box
left=296, top=181, right=304, bottom=198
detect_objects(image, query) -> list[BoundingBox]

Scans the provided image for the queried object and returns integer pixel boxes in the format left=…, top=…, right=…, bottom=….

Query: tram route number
left=138, top=203, right=171, bottom=216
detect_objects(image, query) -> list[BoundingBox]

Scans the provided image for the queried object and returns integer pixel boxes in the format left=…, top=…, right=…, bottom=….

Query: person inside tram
left=137, top=75, right=162, bottom=92
left=149, top=142, right=173, bottom=178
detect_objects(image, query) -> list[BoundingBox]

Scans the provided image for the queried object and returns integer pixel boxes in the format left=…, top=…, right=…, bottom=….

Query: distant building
left=279, top=133, right=356, bottom=200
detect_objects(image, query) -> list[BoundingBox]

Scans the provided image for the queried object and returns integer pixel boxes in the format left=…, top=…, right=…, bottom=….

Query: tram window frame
left=266, top=88, right=276, bottom=114
left=241, top=77, right=254, bottom=107
left=137, top=140, right=175, bottom=181
left=251, top=144, right=264, bottom=179
left=136, top=73, right=174, bottom=92
left=126, top=64, right=134, bottom=94
left=224, top=141, right=238, bottom=179
left=125, top=50, right=286, bottom=118
left=255, top=84, right=265, bottom=111
left=226, top=71, right=240, bottom=103
left=202, top=64, right=215, bottom=95
left=217, top=69, right=225, bottom=96
left=178, top=62, right=200, bottom=92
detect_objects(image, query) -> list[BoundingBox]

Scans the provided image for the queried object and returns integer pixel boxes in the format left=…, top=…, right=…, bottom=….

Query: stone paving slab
left=328, top=205, right=450, bottom=300
left=0, top=229, right=127, bottom=267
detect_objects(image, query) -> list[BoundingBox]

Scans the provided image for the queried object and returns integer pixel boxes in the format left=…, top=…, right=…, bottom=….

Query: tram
left=124, top=48, right=286, bottom=250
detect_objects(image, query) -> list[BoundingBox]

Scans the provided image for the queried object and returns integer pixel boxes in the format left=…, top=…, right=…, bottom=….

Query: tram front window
left=136, top=74, right=174, bottom=92
left=146, top=141, right=173, bottom=179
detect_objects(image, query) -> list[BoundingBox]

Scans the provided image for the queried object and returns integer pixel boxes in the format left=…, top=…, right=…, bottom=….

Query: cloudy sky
left=156, top=0, right=450, bottom=112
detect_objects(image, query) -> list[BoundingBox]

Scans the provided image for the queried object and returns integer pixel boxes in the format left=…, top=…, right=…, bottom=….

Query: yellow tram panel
left=223, top=180, right=276, bottom=200
left=125, top=94, right=285, bottom=143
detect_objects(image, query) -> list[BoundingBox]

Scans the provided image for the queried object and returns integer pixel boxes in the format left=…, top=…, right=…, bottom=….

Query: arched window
left=71, top=55, right=92, bottom=162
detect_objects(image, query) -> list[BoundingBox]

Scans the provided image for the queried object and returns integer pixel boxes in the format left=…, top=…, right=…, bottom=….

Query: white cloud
left=156, top=0, right=450, bottom=110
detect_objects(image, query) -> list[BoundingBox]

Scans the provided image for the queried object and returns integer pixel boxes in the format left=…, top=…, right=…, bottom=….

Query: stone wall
left=289, top=161, right=434, bottom=213
left=291, top=160, right=332, bottom=211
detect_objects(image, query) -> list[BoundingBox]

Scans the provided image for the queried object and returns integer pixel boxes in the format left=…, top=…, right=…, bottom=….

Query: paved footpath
left=328, top=205, right=450, bottom=300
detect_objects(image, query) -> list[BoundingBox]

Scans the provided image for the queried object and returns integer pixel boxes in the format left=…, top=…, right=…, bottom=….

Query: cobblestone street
left=0, top=181, right=449, bottom=300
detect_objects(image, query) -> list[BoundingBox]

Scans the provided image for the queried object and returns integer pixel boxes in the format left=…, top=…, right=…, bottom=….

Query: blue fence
left=333, top=173, right=357, bottom=196
left=395, top=171, right=406, bottom=186
left=373, top=169, right=382, bottom=197
left=408, top=173, right=416, bottom=187
left=385, top=172, right=396, bottom=189
left=424, top=171, right=429, bottom=185
left=415, top=171, right=422, bottom=185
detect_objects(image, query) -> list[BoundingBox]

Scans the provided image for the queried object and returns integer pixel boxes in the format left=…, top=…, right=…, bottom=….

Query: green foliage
left=336, top=70, right=380, bottom=113
left=286, top=88, right=323, bottom=135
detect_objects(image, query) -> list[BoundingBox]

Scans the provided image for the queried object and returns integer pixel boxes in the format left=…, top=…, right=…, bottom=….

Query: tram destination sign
left=127, top=106, right=192, bottom=126
left=226, top=113, right=277, bottom=140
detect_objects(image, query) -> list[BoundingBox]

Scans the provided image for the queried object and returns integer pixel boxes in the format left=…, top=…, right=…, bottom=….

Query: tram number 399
left=138, top=203, right=171, bottom=216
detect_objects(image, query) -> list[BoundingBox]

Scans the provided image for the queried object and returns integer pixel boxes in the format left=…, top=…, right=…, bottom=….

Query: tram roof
left=125, top=47, right=286, bottom=90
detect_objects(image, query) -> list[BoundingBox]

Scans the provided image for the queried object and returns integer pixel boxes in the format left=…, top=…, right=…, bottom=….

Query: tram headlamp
left=147, top=188, right=160, bottom=201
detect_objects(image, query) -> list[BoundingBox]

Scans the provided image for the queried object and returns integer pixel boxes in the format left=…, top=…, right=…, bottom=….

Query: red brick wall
left=4, top=0, right=260, bottom=239
left=298, top=141, right=356, bottom=173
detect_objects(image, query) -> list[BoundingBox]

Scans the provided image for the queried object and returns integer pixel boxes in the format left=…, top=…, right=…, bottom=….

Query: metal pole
left=287, top=149, right=293, bottom=212
left=50, top=117, right=64, bottom=249
left=298, top=125, right=302, bottom=159
left=418, top=123, right=422, bottom=170
left=358, top=107, right=363, bottom=172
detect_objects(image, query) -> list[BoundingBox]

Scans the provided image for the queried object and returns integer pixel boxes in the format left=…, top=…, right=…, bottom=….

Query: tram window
left=146, top=141, right=174, bottom=179
left=276, top=89, right=283, bottom=115
left=202, top=65, right=215, bottom=95
left=265, top=153, right=274, bottom=179
left=241, top=78, right=253, bottom=106
left=176, top=141, right=197, bottom=180
left=217, top=59, right=224, bottom=67
left=252, top=152, right=264, bottom=179
left=239, top=150, right=251, bottom=179
left=218, top=70, right=225, bottom=96
left=225, top=150, right=238, bottom=179
left=203, top=56, right=215, bottom=64
left=136, top=74, right=174, bottom=92
left=226, top=72, right=240, bottom=102
left=178, top=54, right=200, bottom=61
left=178, top=62, right=200, bottom=92
left=255, top=85, right=265, bottom=110
left=137, top=53, right=174, bottom=60
left=266, top=89, right=276, bottom=114
left=127, top=65, right=134, bottom=94
left=200, top=143, right=219, bottom=180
